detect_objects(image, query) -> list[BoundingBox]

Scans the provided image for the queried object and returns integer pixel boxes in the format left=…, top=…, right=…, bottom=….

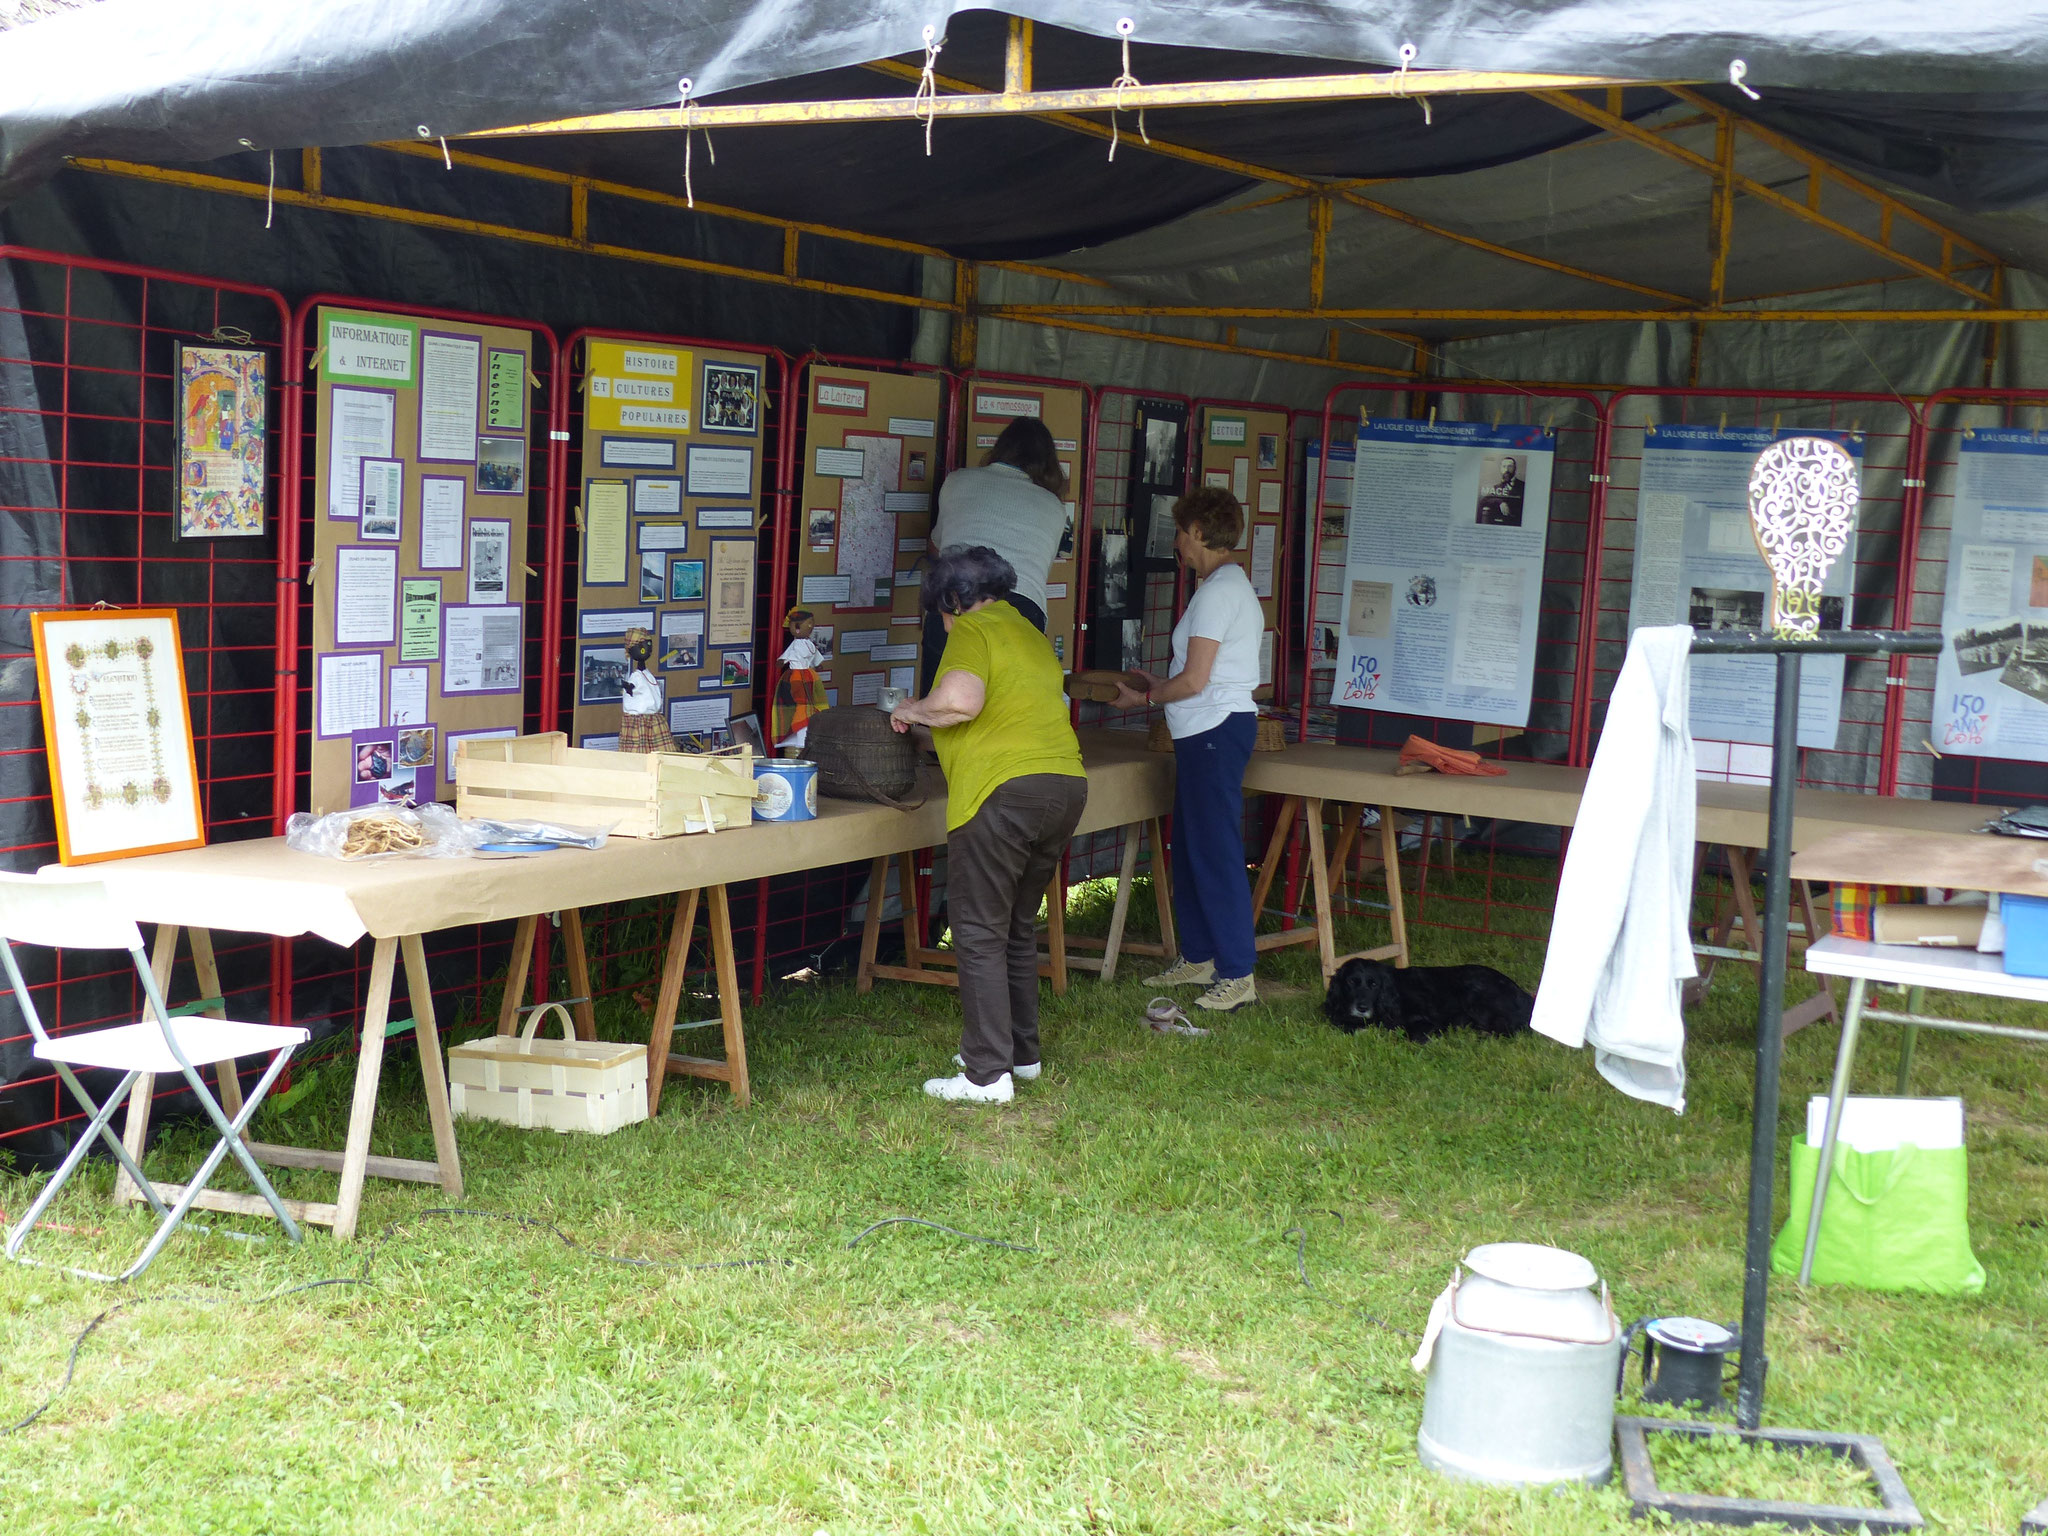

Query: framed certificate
left=32, top=608, right=205, bottom=865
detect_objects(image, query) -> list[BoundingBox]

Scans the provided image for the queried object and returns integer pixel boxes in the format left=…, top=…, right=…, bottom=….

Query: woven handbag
left=804, top=705, right=925, bottom=810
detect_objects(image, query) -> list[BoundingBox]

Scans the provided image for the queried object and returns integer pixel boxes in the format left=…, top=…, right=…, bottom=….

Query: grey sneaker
left=1193, top=973, right=1258, bottom=1013
left=955, top=1054, right=1040, bottom=1082
left=1142, top=957, right=1215, bottom=988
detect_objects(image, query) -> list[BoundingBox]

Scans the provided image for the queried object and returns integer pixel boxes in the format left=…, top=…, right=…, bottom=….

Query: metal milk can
left=1413, top=1242, right=1623, bottom=1486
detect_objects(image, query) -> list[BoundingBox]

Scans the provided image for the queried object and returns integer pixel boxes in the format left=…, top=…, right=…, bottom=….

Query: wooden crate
left=454, top=732, right=757, bottom=837
left=447, top=1004, right=648, bottom=1135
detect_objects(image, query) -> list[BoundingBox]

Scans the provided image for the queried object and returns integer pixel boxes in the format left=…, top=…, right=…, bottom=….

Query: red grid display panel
left=1893, top=390, right=2048, bottom=809
left=1596, top=390, right=1918, bottom=795
left=0, top=247, right=291, bottom=1156
left=276, top=296, right=564, bottom=1060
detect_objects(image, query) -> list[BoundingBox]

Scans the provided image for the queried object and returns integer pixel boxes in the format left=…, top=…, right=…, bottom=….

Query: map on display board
left=1328, top=419, right=1552, bottom=729
left=309, top=306, right=535, bottom=815
left=793, top=366, right=946, bottom=716
left=569, top=336, right=763, bottom=751
left=1626, top=424, right=1862, bottom=750
left=1197, top=405, right=1288, bottom=698
left=1932, top=427, right=2048, bottom=760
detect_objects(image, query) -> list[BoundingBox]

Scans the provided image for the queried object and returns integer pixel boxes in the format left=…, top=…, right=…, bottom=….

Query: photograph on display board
left=1474, top=452, right=1528, bottom=527
left=701, top=361, right=762, bottom=435
left=476, top=436, right=525, bottom=495
left=1128, top=400, right=1189, bottom=570
left=174, top=343, right=267, bottom=540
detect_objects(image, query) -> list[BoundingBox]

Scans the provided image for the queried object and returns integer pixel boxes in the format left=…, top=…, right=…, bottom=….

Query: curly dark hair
left=922, top=544, right=1018, bottom=618
left=983, top=417, right=1066, bottom=497
left=1174, top=486, right=1244, bottom=551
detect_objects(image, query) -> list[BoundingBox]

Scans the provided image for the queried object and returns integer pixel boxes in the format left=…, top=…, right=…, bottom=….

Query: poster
left=1329, top=419, right=1552, bottom=728
left=1626, top=424, right=1860, bottom=749
left=173, top=344, right=266, bottom=539
left=1931, top=427, right=2048, bottom=759
left=334, top=546, right=398, bottom=646
left=30, top=609, right=205, bottom=864
left=709, top=538, right=753, bottom=646
left=419, top=332, right=481, bottom=462
left=326, top=387, right=394, bottom=520
left=583, top=480, right=629, bottom=585
left=400, top=578, right=442, bottom=661
left=587, top=341, right=692, bottom=434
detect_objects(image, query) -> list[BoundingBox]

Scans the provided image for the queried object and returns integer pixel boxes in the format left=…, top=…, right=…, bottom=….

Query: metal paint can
left=753, top=758, right=818, bottom=822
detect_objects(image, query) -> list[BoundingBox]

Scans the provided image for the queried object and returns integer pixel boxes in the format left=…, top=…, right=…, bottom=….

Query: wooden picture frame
left=32, top=608, right=206, bottom=865
left=172, top=342, right=268, bottom=540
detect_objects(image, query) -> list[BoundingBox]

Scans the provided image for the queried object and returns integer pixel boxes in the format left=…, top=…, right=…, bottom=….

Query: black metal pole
left=1735, top=649, right=1802, bottom=1429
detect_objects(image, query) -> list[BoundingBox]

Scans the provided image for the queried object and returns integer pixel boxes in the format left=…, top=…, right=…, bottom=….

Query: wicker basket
left=1148, top=715, right=1288, bottom=753
left=805, top=705, right=923, bottom=809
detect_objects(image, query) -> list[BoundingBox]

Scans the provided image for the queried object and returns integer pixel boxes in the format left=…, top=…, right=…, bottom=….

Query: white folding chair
left=0, top=873, right=310, bottom=1281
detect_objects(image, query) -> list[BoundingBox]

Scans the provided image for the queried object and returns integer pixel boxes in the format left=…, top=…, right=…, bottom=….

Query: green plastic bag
left=1771, top=1135, right=1985, bottom=1294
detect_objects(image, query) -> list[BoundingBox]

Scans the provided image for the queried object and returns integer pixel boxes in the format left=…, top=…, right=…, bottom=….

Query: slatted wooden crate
left=454, top=732, right=757, bottom=837
left=447, top=1004, right=649, bottom=1134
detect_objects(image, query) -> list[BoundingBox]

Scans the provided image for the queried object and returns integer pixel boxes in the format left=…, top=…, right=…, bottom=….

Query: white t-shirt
left=934, top=463, right=1066, bottom=618
left=1165, top=562, right=1262, bottom=739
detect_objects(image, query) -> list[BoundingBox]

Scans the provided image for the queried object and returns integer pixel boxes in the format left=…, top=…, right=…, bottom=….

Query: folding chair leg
left=55, top=1062, right=169, bottom=1221
left=6, top=1070, right=141, bottom=1275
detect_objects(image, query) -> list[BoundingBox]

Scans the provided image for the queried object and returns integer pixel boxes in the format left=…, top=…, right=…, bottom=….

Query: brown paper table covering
left=1791, top=827, right=2048, bottom=898
left=51, top=732, right=1173, bottom=947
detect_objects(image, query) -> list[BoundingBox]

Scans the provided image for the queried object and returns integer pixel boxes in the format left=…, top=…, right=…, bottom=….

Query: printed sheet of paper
left=468, top=520, right=511, bottom=605
left=584, top=479, right=629, bottom=584
left=334, top=546, right=398, bottom=646
left=419, top=332, right=481, bottom=462
left=358, top=457, right=403, bottom=540
left=1250, top=523, right=1277, bottom=598
left=420, top=476, right=464, bottom=568
left=669, top=694, right=731, bottom=735
left=708, top=537, right=754, bottom=646
left=1932, top=428, right=2048, bottom=759
left=388, top=664, right=429, bottom=726
left=443, top=605, right=521, bottom=692
left=1328, top=420, right=1552, bottom=728
left=326, top=387, right=394, bottom=519
left=1627, top=424, right=1859, bottom=749
left=318, top=652, right=381, bottom=736
left=399, top=578, right=441, bottom=661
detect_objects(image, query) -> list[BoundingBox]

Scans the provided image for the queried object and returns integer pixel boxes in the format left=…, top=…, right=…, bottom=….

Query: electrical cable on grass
left=846, top=1216, right=1037, bottom=1253
left=1283, top=1216, right=1419, bottom=1340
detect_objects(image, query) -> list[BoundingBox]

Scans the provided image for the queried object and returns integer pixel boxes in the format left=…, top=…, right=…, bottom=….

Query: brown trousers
left=946, top=773, right=1088, bottom=1084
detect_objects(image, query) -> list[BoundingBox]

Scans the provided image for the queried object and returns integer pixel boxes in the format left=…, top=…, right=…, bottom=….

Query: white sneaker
left=1193, top=973, right=1258, bottom=1013
left=1142, top=957, right=1215, bottom=988
left=923, top=1072, right=1014, bottom=1103
left=955, top=1054, right=1040, bottom=1081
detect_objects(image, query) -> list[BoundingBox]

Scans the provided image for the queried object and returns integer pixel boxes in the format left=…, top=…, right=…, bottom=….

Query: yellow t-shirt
left=931, top=602, right=1085, bottom=831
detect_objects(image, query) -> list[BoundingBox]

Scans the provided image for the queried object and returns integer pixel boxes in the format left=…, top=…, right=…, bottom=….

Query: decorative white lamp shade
left=1746, top=437, right=1859, bottom=640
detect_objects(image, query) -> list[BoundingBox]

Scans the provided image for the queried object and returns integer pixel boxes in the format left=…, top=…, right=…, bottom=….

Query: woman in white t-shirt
left=1113, top=488, right=1264, bottom=1013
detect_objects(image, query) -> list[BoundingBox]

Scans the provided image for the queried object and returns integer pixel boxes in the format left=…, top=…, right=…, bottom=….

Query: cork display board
left=961, top=376, right=1086, bottom=671
left=309, top=305, right=537, bottom=815
left=1196, top=404, right=1290, bottom=700
left=568, top=335, right=766, bottom=750
left=793, top=366, right=947, bottom=709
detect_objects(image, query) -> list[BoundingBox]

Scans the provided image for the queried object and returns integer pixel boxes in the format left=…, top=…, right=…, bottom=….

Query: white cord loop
left=1729, top=59, right=1760, bottom=101
left=1395, top=44, right=1431, bottom=125
left=265, top=150, right=275, bottom=229
left=439, top=136, right=452, bottom=170
left=912, top=26, right=945, bottom=156
left=679, top=77, right=700, bottom=207
left=1108, top=17, right=1147, bottom=162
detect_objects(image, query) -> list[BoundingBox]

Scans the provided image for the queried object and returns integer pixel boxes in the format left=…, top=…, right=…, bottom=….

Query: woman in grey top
left=921, top=417, right=1067, bottom=688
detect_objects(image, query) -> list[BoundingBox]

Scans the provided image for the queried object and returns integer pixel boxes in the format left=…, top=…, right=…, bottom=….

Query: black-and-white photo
left=1058, top=507, right=1075, bottom=561
left=701, top=361, right=761, bottom=435
left=1689, top=587, right=1764, bottom=631
left=1146, top=492, right=1179, bottom=560
left=1952, top=618, right=2023, bottom=676
left=1143, top=416, right=1180, bottom=485
left=2000, top=624, right=2048, bottom=706
left=1096, top=530, right=1131, bottom=614
left=808, top=507, right=836, bottom=547
left=1475, top=453, right=1526, bottom=527
left=1120, top=618, right=1146, bottom=673
left=580, top=645, right=628, bottom=703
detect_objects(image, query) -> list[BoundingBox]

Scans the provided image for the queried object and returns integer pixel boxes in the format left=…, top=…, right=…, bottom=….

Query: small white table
left=1798, top=934, right=2048, bottom=1283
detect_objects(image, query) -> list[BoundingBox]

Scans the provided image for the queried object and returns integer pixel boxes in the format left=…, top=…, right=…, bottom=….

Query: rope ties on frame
left=912, top=27, right=945, bottom=156
left=1108, top=18, right=1148, bottom=161
left=1728, top=59, right=1761, bottom=101
left=1395, top=44, right=1431, bottom=127
left=678, top=79, right=718, bottom=208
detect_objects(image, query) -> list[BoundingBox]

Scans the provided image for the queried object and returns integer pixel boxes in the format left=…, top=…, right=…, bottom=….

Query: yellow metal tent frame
left=68, top=17, right=2031, bottom=381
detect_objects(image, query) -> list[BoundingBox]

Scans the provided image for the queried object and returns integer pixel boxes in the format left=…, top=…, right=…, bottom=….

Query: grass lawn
left=0, top=872, right=2042, bottom=1535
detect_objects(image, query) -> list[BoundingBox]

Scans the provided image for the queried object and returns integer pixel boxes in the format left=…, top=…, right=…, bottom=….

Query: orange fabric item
left=1398, top=734, right=1508, bottom=777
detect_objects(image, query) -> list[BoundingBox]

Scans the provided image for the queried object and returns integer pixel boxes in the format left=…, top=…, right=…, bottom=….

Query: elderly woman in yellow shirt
left=891, top=545, right=1088, bottom=1104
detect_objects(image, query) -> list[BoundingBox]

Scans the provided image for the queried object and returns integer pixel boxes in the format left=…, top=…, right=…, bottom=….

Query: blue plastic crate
left=2003, top=892, right=2048, bottom=978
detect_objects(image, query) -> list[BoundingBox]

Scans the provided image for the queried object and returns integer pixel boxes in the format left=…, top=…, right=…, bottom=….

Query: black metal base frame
left=1615, top=1417, right=1922, bottom=1532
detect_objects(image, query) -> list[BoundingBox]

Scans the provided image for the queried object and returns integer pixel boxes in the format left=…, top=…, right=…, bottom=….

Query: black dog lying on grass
left=1322, top=958, right=1534, bottom=1042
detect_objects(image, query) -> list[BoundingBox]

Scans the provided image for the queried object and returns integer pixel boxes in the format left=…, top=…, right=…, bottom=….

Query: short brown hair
left=1174, top=487, right=1243, bottom=551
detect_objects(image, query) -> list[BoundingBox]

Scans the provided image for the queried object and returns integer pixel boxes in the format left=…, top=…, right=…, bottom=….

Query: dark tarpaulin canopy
left=6, top=0, right=2048, bottom=256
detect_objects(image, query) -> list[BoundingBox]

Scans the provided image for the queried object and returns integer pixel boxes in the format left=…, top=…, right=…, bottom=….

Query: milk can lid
left=1462, top=1242, right=1598, bottom=1291
left=1645, top=1316, right=1736, bottom=1352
